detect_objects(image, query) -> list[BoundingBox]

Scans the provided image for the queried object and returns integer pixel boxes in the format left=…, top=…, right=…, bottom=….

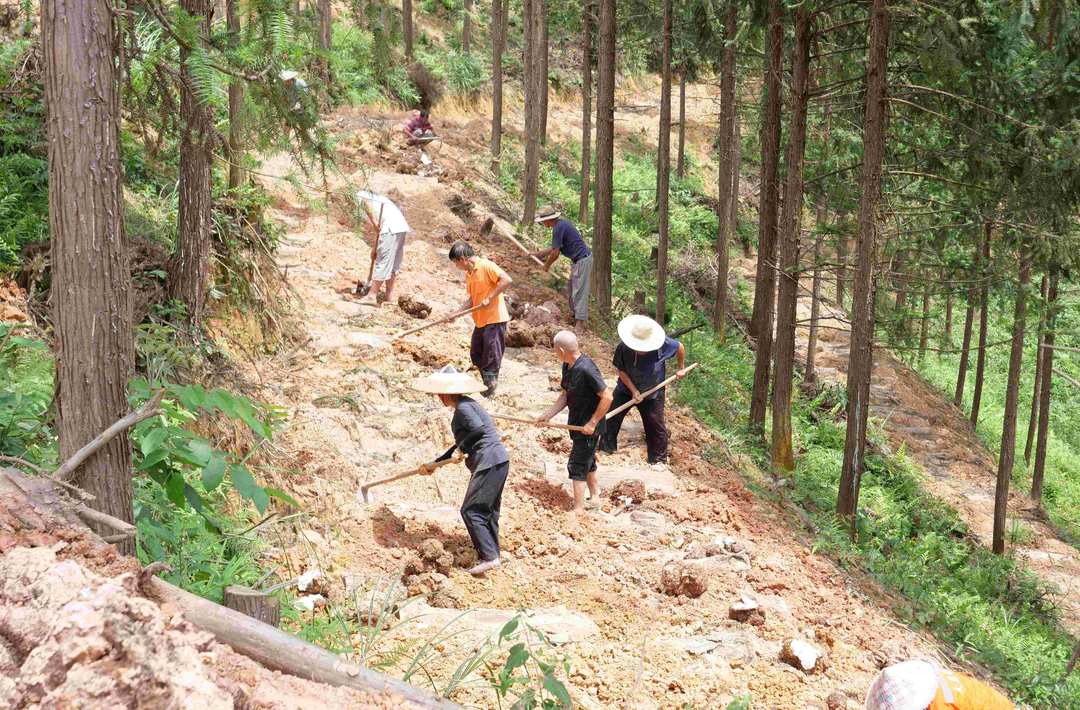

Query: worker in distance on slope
left=534, top=330, right=613, bottom=513
left=412, top=366, right=509, bottom=576
left=356, top=191, right=410, bottom=304
left=447, top=242, right=513, bottom=398
left=529, top=204, right=593, bottom=336
left=599, top=315, right=687, bottom=465
left=865, top=659, right=1016, bottom=710
left=280, top=70, right=308, bottom=139
left=402, top=108, right=435, bottom=146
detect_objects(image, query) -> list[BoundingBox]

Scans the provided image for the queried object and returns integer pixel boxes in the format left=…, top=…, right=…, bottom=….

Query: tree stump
left=633, top=290, right=647, bottom=314
left=224, top=585, right=281, bottom=628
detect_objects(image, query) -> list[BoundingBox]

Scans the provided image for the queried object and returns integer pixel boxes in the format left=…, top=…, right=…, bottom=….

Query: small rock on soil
left=398, top=295, right=432, bottom=319
left=661, top=561, right=708, bottom=597
left=610, top=479, right=647, bottom=504
left=728, top=596, right=766, bottom=626
left=781, top=637, right=828, bottom=674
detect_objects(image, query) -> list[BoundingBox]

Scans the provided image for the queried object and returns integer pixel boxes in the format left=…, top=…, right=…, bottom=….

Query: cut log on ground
left=225, top=584, right=282, bottom=627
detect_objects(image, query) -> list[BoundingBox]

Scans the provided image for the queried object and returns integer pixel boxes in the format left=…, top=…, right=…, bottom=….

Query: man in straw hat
left=412, top=365, right=510, bottom=575
left=447, top=242, right=513, bottom=397
left=535, top=331, right=613, bottom=513
left=864, top=659, right=1014, bottom=710
left=599, top=315, right=686, bottom=465
left=529, top=205, right=593, bottom=336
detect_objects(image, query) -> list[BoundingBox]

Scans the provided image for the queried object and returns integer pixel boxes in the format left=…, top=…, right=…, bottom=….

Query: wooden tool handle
left=392, top=304, right=485, bottom=339
left=490, top=413, right=586, bottom=432
left=360, top=456, right=458, bottom=496
left=605, top=362, right=699, bottom=419
left=365, top=203, right=385, bottom=283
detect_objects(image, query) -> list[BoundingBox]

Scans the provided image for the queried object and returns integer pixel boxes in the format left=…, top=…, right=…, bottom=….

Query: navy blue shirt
left=550, top=219, right=591, bottom=262
left=451, top=397, right=509, bottom=473
left=612, top=337, right=681, bottom=402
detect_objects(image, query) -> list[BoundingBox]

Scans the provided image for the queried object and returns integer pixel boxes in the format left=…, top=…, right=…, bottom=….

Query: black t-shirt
left=561, top=355, right=608, bottom=439
left=452, top=397, right=510, bottom=472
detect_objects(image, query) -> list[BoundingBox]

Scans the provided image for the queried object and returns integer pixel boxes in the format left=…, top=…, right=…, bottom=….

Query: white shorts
left=373, top=231, right=407, bottom=281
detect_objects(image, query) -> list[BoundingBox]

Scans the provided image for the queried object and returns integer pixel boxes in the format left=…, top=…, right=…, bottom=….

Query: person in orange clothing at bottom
left=865, top=660, right=1016, bottom=710
left=447, top=242, right=513, bottom=397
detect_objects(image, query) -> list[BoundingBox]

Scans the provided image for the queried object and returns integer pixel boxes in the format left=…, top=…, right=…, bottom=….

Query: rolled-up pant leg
left=569, top=254, right=593, bottom=322
left=460, top=462, right=510, bottom=561
left=599, top=388, right=634, bottom=453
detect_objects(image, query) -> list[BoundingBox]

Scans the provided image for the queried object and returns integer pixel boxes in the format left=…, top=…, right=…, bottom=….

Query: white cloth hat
left=280, top=70, right=300, bottom=81
left=617, top=315, right=667, bottom=352
left=865, top=660, right=939, bottom=710
left=411, top=365, right=486, bottom=395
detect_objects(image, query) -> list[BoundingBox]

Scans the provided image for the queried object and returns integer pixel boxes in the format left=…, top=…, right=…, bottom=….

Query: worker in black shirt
left=412, top=366, right=509, bottom=575
left=535, top=331, right=613, bottom=512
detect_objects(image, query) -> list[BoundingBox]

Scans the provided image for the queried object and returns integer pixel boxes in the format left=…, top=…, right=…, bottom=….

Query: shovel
left=359, top=455, right=462, bottom=503
left=355, top=202, right=385, bottom=298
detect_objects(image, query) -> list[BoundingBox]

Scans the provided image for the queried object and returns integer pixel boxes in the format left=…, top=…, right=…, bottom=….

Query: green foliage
left=0, top=323, right=55, bottom=466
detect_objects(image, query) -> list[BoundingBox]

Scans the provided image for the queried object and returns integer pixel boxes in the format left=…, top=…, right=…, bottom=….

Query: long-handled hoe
left=359, top=455, right=462, bottom=504
left=354, top=202, right=385, bottom=298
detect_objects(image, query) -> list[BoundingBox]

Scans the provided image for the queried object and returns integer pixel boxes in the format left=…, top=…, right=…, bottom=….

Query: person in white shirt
left=356, top=191, right=411, bottom=304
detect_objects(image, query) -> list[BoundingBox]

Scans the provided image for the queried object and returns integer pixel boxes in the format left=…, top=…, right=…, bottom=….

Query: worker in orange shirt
left=448, top=242, right=513, bottom=397
left=865, top=660, right=1015, bottom=710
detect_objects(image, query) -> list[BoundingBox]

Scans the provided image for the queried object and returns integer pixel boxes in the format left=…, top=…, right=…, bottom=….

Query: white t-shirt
left=356, top=191, right=410, bottom=235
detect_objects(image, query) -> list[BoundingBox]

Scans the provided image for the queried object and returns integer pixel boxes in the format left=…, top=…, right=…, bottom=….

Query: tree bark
left=969, top=222, right=992, bottom=429
left=44, top=0, right=136, bottom=553
left=893, top=255, right=908, bottom=340
left=676, top=68, right=686, bottom=179
left=654, top=0, right=673, bottom=323
left=1032, top=271, right=1058, bottom=505
left=747, top=0, right=783, bottom=436
left=224, top=585, right=281, bottom=627
left=837, top=0, right=889, bottom=530
left=462, top=0, right=472, bottom=54
left=733, top=114, right=745, bottom=257
left=993, top=244, right=1030, bottom=554
left=227, top=0, right=243, bottom=193
left=918, top=283, right=930, bottom=363
left=836, top=235, right=846, bottom=308
left=402, top=0, right=413, bottom=59
left=805, top=201, right=825, bottom=386
left=1025, top=274, right=1049, bottom=466
left=943, top=280, right=953, bottom=345
left=539, top=0, right=550, bottom=145
left=317, top=0, right=332, bottom=84
left=522, top=0, right=541, bottom=225
left=490, top=0, right=505, bottom=172
left=954, top=247, right=978, bottom=407
left=592, top=0, right=616, bottom=317
left=712, top=3, right=736, bottom=339
left=579, top=2, right=592, bottom=222
left=169, top=0, right=214, bottom=328
left=770, top=5, right=811, bottom=473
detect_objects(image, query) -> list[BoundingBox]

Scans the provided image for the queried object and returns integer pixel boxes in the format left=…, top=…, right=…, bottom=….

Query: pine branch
left=144, top=0, right=268, bottom=83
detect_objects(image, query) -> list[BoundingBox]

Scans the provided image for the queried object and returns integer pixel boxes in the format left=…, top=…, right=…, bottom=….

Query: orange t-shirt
left=466, top=258, right=511, bottom=328
left=927, top=670, right=1014, bottom=710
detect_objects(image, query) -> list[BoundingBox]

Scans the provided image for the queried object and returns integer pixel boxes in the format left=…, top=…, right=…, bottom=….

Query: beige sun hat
left=411, top=365, right=486, bottom=395
left=534, top=204, right=562, bottom=222
left=279, top=70, right=300, bottom=81
left=617, top=315, right=667, bottom=352
left=864, top=660, right=940, bottom=710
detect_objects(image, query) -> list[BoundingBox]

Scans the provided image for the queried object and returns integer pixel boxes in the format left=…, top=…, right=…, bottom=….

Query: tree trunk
left=225, top=585, right=281, bottom=627
left=1032, top=271, right=1058, bottom=505
left=169, top=0, right=214, bottom=328
left=969, top=223, right=992, bottom=429
left=769, top=5, right=811, bottom=473
left=44, top=0, right=136, bottom=553
left=747, top=0, right=783, bottom=436
left=293, top=0, right=299, bottom=17
left=402, top=0, right=413, bottom=59
left=836, top=235, right=846, bottom=308
left=357, top=0, right=365, bottom=27
left=592, top=0, right=615, bottom=317
left=944, top=281, right=953, bottom=345
left=837, top=0, right=889, bottom=530
left=654, top=0, right=673, bottom=323
left=317, top=0, right=332, bottom=84
left=918, top=283, right=930, bottom=363
left=579, top=2, right=592, bottom=222
left=805, top=200, right=825, bottom=387
left=1025, top=274, right=1049, bottom=466
left=954, top=250, right=978, bottom=406
left=462, top=0, right=472, bottom=54
left=490, top=0, right=505, bottom=172
left=893, top=255, right=908, bottom=340
left=712, top=3, right=736, bottom=340
left=522, top=0, right=541, bottom=225
left=676, top=68, right=686, bottom=179
left=733, top=114, right=745, bottom=257
left=539, top=1, right=549, bottom=145
left=227, top=0, right=243, bottom=193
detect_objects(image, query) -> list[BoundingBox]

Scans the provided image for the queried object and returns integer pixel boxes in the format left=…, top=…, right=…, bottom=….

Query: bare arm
left=529, top=246, right=559, bottom=260
left=448, top=295, right=474, bottom=320
left=481, top=269, right=513, bottom=307
left=536, top=391, right=568, bottom=424
left=617, top=370, right=643, bottom=402
left=674, top=342, right=687, bottom=377
left=583, top=388, right=613, bottom=435
left=541, top=250, right=560, bottom=272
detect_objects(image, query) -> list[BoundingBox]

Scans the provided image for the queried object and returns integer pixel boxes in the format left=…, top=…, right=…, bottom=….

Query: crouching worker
left=535, top=331, right=613, bottom=513
left=865, top=660, right=1015, bottom=710
left=412, top=366, right=509, bottom=575
left=448, top=242, right=513, bottom=397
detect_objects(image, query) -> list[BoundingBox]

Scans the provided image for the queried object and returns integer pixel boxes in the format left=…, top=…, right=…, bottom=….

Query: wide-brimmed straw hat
left=864, top=660, right=939, bottom=710
left=411, top=365, right=486, bottom=395
left=534, top=204, right=562, bottom=223
left=279, top=70, right=300, bottom=81
left=618, top=315, right=667, bottom=352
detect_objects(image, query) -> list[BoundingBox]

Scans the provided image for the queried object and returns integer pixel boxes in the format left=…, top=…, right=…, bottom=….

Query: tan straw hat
left=534, top=204, right=562, bottom=222
left=411, top=365, right=486, bottom=395
left=279, top=70, right=300, bottom=81
left=864, top=660, right=939, bottom=710
left=617, top=315, right=667, bottom=352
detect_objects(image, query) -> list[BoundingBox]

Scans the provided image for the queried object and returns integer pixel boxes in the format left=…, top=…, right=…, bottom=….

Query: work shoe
left=480, top=370, right=498, bottom=398
left=469, top=556, right=501, bottom=575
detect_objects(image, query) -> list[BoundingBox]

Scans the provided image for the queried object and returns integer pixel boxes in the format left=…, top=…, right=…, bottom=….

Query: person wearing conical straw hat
left=864, top=660, right=1015, bottom=710
left=446, top=242, right=513, bottom=397
left=412, top=365, right=509, bottom=575
left=529, top=205, right=592, bottom=336
left=599, top=315, right=686, bottom=465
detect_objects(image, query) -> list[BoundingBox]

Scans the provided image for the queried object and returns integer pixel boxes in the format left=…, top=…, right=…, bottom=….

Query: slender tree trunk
left=490, top=0, right=504, bottom=172
left=747, top=0, right=784, bottom=435
left=944, top=280, right=953, bottom=345
left=402, top=0, right=413, bottom=60
left=522, top=0, right=540, bottom=225
left=733, top=114, right=745, bottom=257
left=837, top=0, right=889, bottom=530
left=770, top=5, right=811, bottom=473
left=655, top=0, right=673, bottom=323
left=1025, top=274, right=1049, bottom=466
left=712, top=3, right=736, bottom=339
left=539, top=1, right=550, bottom=145
left=357, top=0, right=365, bottom=27
left=918, top=283, right=930, bottom=363
left=293, top=0, right=299, bottom=17
left=836, top=235, right=846, bottom=308
left=893, top=255, right=908, bottom=340
left=44, top=0, right=136, bottom=553
left=227, top=0, right=243, bottom=193
left=317, top=0, right=332, bottom=84
left=970, top=223, right=992, bottom=429
left=954, top=249, right=978, bottom=406
left=592, top=0, right=615, bottom=316
left=676, top=68, right=686, bottom=179
left=1032, top=271, right=1058, bottom=505
left=579, top=2, right=592, bottom=222
left=462, top=0, right=472, bottom=54
left=806, top=200, right=825, bottom=386
left=169, top=0, right=214, bottom=327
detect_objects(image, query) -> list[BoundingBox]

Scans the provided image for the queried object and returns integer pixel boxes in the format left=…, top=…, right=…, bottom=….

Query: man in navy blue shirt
left=600, top=316, right=686, bottom=464
left=530, top=205, right=592, bottom=336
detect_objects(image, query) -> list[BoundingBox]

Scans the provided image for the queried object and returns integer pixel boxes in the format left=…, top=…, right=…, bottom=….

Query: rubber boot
left=481, top=370, right=498, bottom=398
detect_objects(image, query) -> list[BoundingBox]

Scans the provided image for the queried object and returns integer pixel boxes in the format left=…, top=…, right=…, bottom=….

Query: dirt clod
left=827, top=690, right=848, bottom=710
left=660, top=561, right=708, bottom=597
left=523, top=300, right=560, bottom=327
left=781, top=637, right=828, bottom=674
left=446, top=194, right=474, bottom=218
left=398, top=295, right=432, bottom=319
left=610, top=479, right=647, bottom=504
left=728, top=596, right=766, bottom=626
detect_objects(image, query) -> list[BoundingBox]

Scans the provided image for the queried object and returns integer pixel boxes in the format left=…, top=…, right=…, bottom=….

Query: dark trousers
left=470, top=322, right=507, bottom=374
left=460, top=461, right=509, bottom=562
left=600, top=389, right=669, bottom=463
